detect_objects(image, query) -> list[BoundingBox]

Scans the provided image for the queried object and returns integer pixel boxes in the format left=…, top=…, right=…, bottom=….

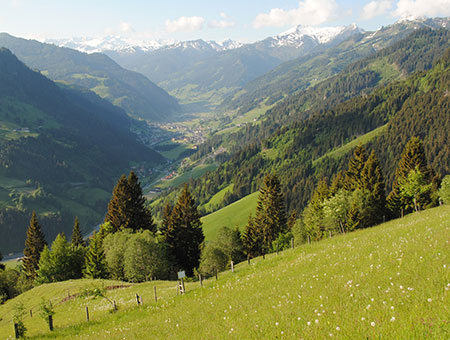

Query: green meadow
left=1, top=205, right=449, bottom=339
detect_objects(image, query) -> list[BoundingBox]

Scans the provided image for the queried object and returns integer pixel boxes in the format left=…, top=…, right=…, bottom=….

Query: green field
left=156, top=164, right=218, bottom=189
left=201, top=191, right=259, bottom=241
left=202, top=184, right=234, bottom=212
left=1, top=205, right=449, bottom=339
left=313, top=124, right=388, bottom=165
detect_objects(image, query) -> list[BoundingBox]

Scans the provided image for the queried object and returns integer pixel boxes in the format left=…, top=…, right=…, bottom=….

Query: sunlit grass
left=1, top=205, right=449, bottom=339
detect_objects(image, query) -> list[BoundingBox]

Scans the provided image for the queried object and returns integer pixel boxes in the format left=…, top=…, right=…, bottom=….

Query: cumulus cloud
left=393, top=0, right=450, bottom=19
left=209, top=12, right=235, bottom=29
left=165, top=16, right=205, bottom=33
left=253, top=0, right=339, bottom=28
left=361, top=1, right=393, bottom=20
left=119, top=22, right=135, bottom=34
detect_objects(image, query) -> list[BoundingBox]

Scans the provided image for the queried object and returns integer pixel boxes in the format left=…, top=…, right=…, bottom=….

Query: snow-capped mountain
left=45, top=36, right=243, bottom=54
left=270, top=23, right=364, bottom=48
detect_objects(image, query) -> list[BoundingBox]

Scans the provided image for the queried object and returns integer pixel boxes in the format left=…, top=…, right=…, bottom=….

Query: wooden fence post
left=48, top=315, right=53, bottom=331
left=231, top=260, right=234, bottom=273
left=181, top=278, right=186, bottom=294
left=136, top=293, right=141, bottom=305
left=291, top=237, right=294, bottom=249
left=29, top=309, right=32, bottom=318
left=85, top=306, right=89, bottom=322
left=14, top=323, right=19, bottom=339
left=247, top=255, right=251, bottom=265
left=113, top=300, right=117, bottom=311
left=199, top=273, right=203, bottom=287
left=154, top=286, right=157, bottom=302
left=215, top=268, right=218, bottom=280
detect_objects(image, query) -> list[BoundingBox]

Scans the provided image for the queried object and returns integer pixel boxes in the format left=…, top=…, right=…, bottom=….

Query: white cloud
left=361, top=1, right=393, bottom=20
left=165, top=16, right=205, bottom=33
left=209, top=13, right=235, bottom=29
left=119, top=22, right=135, bottom=34
left=393, top=0, right=450, bottom=19
left=253, top=0, right=339, bottom=28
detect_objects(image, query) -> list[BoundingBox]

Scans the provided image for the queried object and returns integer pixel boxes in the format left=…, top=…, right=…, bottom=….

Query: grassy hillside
left=1, top=205, right=449, bottom=339
left=201, top=191, right=259, bottom=240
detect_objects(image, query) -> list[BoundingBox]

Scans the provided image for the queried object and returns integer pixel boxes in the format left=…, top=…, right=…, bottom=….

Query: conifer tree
left=104, top=175, right=128, bottom=233
left=0, top=251, right=5, bottom=271
left=360, top=150, right=386, bottom=226
left=242, top=215, right=263, bottom=258
left=23, top=211, right=47, bottom=279
left=84, top=232, right=108, bottom=279
left=344, top=145, right=368, bottom=190
left=71, top=217, right=85, bottom=247
left=254, top=173, right=287, bottom=255
left=126, top=171, right=155, bottom=232
left=387, top=137, right=432, bottom=217
left=164, top=185, right=204, bottom=276
left=159, top=203, right=173, bottom=237
left=104, top=172, right=155, bottom=233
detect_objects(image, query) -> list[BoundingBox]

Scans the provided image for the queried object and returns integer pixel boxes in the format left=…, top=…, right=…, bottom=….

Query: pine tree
left=159, top=203, right=173, bottom=238
left=104, top=172, right=155, bottom=233
left=84, top=232, right=108, bottom=279
left=360, top=150, right=386, bottom=227
left=126, top=171, right=155, bottom=232
left=254, top=174, right=288, bottom=255
left=242, top=215, right=263, bottom=258
left=104, top=175, right=128, bottom=233
left=387, top=137, right=432, bottom=217
left=23, top=211, right=47, bottom=279
left=164, top=185, right=204, bottom=276
left=344, top=145, right=368, bottom=190
left=71, top=217, right=85, bottom=247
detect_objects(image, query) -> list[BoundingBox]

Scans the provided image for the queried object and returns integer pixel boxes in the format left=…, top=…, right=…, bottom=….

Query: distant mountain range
left=0, top=33, right=180, bottom=122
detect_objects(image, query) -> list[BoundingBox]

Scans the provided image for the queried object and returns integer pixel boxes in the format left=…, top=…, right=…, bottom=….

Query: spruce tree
left=387, top=137, right=432, bottom=217
left=254, top=174, right=288, bottom=255
left=126, top=172, right=155, bottom=232
left=84, top=232, right=108, bottom=279
left=159, top=203, right=173, bottom=237
left=71, top=217, right=85, bottom=247
left=360, top=150, right=386, bottom=227
left=104, top=174, right=128, bottom=233
left=242, top=215, right=263, bottom=258
left=104, top=172, right=155, bottom=233
left=23, top=211, right=47, bottom=279
left=344, top=145, right=368, bottom=190
left=164, top=185, right=204, bottom=276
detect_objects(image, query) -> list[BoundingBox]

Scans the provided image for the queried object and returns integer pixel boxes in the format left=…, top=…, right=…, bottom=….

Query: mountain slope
left=0, top=48, right=164, bottom=253
left=225, top=17, right=450, bottom=117
left=0, top=33, right=180, bottom=122
left=1, top=205, right=449, bottom=339
left=179, top=35, right=450, bottom=219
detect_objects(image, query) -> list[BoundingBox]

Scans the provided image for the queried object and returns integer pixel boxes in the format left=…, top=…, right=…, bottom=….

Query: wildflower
left=275, top=322, right=279, bottom=326
left=371, top=322, right=375, bottom=327
left=307, top=321, right=311, bottom=326
left=427, top=298, right=432, bottom=302
left=390, top=317, right=396, bottom=322
left=361, top=317, right=365, bottom=321
left=315, top=319, right=319, bottom=324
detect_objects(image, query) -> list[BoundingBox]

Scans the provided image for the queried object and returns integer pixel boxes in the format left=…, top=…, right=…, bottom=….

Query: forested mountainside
left=153, top=37, right=450, bottom=221
left=0, top=33, right=180, bottom=122
left=195, top=28, right=450, bottom=155
left=225, top=17, right=450, bottom=117
left=0, top=48, right=164, bottom=253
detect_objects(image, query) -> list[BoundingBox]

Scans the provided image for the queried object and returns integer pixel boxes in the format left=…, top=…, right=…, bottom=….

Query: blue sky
left=1, top=0, right=449, bottom=42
